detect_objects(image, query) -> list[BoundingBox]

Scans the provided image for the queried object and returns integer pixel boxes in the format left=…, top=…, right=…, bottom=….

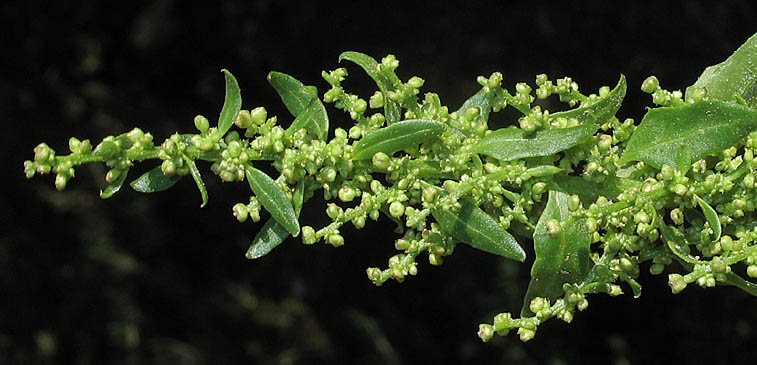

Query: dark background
left=2, top=0, right=756, bottom=363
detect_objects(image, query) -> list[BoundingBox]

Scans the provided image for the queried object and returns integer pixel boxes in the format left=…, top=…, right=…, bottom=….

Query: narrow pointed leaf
left=474, top=123, right=597, bottom=162
left=184, top=157, right=208, bottom=208
left=245, top=166, right=299, bottom=235
left=522, top=190, right=591, bottom=316
left=267, top=71, right=319, bottom=117
left=687, top=32, right=757, bottom=109
left=218, top=69, right=242, bottom=136
left=351, top=119, right=444, bottom=160
left=130, top=166, right=183, bottom=193
left=457, top=88, right=493, bottom=124
left=339, top=51, right=402, bottom=123
left=550, top=75, right=627, bottom=124
left=694, top=194, right=721, bottom=242
left=286, top=97, right=329, bottom=140
left=246, top=181, right=306, bottom=259
left=100, top=168, right=129, bottom=199
left=618, top=101, right=757, bottom=172
left=432, top=199, right=525, bottom=261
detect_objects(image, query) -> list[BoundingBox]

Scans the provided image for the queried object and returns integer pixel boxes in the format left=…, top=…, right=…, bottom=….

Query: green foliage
left=24, top=32, right=757, bottom=344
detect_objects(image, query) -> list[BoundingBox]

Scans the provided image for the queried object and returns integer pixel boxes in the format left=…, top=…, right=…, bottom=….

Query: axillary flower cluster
left=24, top=33, right=757, bottom=342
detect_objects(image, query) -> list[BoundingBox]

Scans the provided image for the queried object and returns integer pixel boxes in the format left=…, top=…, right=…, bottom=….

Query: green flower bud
left=389, top=201, right=405, bottom=218
left=747, top=265, right=757, bottom=278
left=327, top=234, right=344, bottom=247
left=649, top=263, right=665, bottom=275
left=532, top=182, right=547, bottom=196
left=671, top=183, right=688, bottom=196
left=585, top=218, right=598, bottom=234
left=518, top=328, right=536, bottom=342
left=338, top=186, right=356, bottom=202
left=54, top=174, right=68, bottom=191
left=670, top=208, right=684, bottom=225
left=546, top=219, right=562, bottom=237
left=478, top=324, right=494, bottom=342
left=105, top=169, right=122, bottom=184
left=372, top=152, right=391, bottom=170
left=68, top=137, right=82, bottom=153
left=194, top=115, right=210, bottom=133
left=250, top=107, right=267, bottom=126
left=407, top=76, right=424, bottom=89
left=422, top=186, right=437, bottom=204
left=161, top=160, right=176, bottom=175
left=428, top=253, right=443, bottom=266
left=567, top=195, right=581, bottom=211
left=301, top=226, right=316, bottom=245
left=326, top=203, right=342, bottom=220
left=641, top=76, right=659, bottom=94
left=369, top=91, right=384, bottom=109
left=668, top=273, right=687, bottom=294
left=232, top=203, right=249, bottom=222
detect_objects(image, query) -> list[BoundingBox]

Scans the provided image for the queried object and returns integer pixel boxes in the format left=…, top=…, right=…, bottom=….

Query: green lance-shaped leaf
left=218, top=69, right=242, bottom=136
left=246, top=181, right=305, bottom=259
left=267, top=71, right=328, bottom=140
left=432, top=199, right=525, bottom=261
left=686, top=32, right=757, bottom=109
left=351, top=119, right=445, bottom=160
left=457, top=88, right=493, bottom=124
left=550, top=74, right=627, bottom=124
left=618, top=101, right=757, bottom=173
left=130, top=166, right=183, bottom=193
left=245, top=166, right=299, bottom=235
left=286, top=97, right=329, bottom=140
left=694, top=194, right=721, bottom=242
left=184, top=157, right=208, bottom=208
left=100, top=168, right=129, bottom=199
left=522, top=190, right=591, bottom=317
left=339, top=51, right=402, bottom=123
left=474, top=123, right=598, bottom=162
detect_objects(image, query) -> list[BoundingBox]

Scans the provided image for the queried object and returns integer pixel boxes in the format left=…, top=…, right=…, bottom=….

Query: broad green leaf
left=618, top=101, right=757, bottom=173
left=267, top=71, right=319, bottom=117
left=130, top=166, right=182, bottom=193
left=694, top=194, right=721, bottom=242
left=339, top=51, right=402, bottom=123
left=457, top=88, right=492, bottom=124
left=432, top=199, right=525, bottom=261
left=100, top=168, right=129, bottom=199
left=286, top=97, right=329, bottom=140
left=686, top=32, right=757, bottom=109
left=246, top=181, right=305, bottom=259
left=351, top=119, right=445, bottom=160
left=184, top=157, right=208, bottom=208
left=550, top=75, right=627, bottom=124
left=245, top=166, right=299, bottom=235
left=474, top=123, right=598, bottom=162
left=522, top=190, right=591, bottom=317
left=218, top=69, right=242, bottom=136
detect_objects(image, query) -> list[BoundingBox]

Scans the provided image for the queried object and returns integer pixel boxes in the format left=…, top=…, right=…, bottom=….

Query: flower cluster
left=24, top=36, right=757, bottom=343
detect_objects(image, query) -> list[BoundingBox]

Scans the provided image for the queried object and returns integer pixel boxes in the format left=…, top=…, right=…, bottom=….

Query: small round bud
left=585, top=218, right=598, bottom=234
left=389, top=201, right=405, bottom=218
left=372, top=152, right=391, bottom=170
left=194, top=115, right=210, bottom=133
left=668, top=273, right=687, bottom=294
left=422, top=186, right=437, bottom=203
left=649, top=263, right=665, bottom=275
left=546, top=219, right=562, bottom=236
left=641, top=76, right=659, bottom=94
left=567, top=195, right=581, bottom=211
left=54, top=174, right=68, bottom=191
left=326, top=203, right=342, bottom=220
left=68, top=137, right=82, bottom=153
left=478, top=324, right=494, bottom=342
left=301, top=226, right=317, bottom=245
left=250, top=107, right=268, bottom=126
left=338, top=186, right=356, bottom=202
left=327, top=234, right=344, bottom=247
left=105, top=169, right=122, bottom=184
left=747, top=265, right=757, bottom=278
left=232, top=203, right=249, bottom=222
left=532, top=182, right=547, bottom=195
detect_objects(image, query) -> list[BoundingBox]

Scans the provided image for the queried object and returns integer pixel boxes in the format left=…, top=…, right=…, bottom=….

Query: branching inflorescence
left=25, top=33, right=757, bottom=342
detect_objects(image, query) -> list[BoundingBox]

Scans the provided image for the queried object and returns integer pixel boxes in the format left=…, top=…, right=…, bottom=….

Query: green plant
left=24, top=32, right=757, bottom=342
